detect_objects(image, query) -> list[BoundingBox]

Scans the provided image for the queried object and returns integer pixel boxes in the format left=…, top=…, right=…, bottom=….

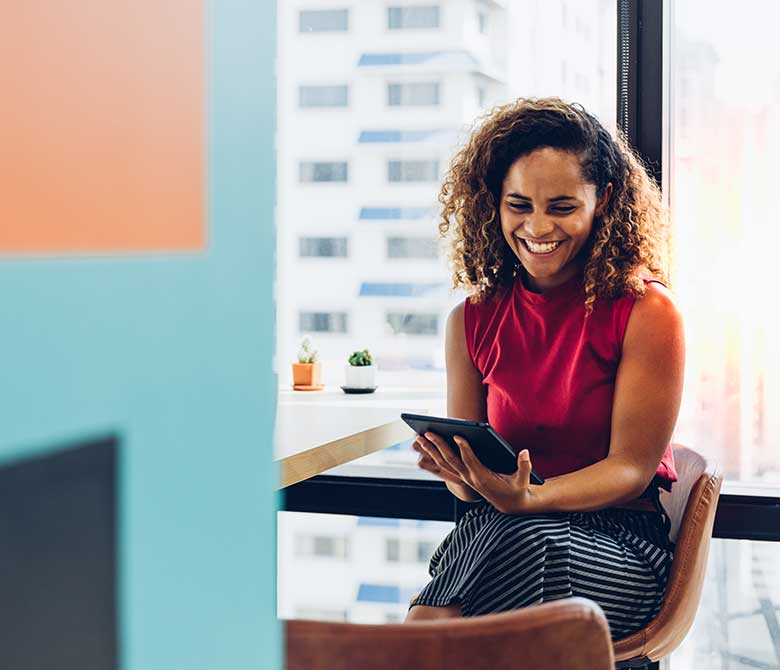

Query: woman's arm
left=526, top=282, right=686, bottom=513
left=441, top=301, right=487, bottom=502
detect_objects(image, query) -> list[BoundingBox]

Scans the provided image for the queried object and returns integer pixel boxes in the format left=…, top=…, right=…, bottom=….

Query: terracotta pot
left=292, top=362, right=321, bottom=387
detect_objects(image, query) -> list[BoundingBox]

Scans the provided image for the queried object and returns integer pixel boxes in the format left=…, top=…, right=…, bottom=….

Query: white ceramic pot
left=344, top=364, right=376, bottom=389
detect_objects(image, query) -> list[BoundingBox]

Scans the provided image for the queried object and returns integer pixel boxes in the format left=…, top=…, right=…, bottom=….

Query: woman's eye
left=551, top=206, right=576, bottom=214
left=508, top=203, right=530, bottom=211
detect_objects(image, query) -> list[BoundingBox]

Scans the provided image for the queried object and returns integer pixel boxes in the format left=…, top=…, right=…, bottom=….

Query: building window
left=299, top=312, right=348, bottom=334
left=299, top=85, right=349, bottom=108
left=387, top=160, right=439, bottom=183
left=477, top=85, right=486, bottom=108
left=387, top=5, right=440, bottom=30
left=385, top=537, right=438, bottom=562
left=387, top=82, right=440, bottom=107
left=294, top=534, right=350, bottom=559
left=385, top=538, right=400, bottom=562
left=299, top=237, right=348, bottom=258
left=299, top=9, right=349, bottom=33
left=386, top=313, right=439, bottom=336
left=477, top=10, right=488, bottom=34
left=387, top=237, right=438, bottom=259
left=299, top=161, right=348, bottom=183
left=416, top=540, right=437, bottom=563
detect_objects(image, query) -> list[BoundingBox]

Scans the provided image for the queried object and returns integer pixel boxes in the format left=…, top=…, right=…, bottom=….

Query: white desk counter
left=274, top=386, right=445, bottom=488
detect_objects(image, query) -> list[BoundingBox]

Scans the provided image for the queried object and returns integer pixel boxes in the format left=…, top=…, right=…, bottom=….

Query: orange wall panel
left=0, top=2, right=204, bottom=254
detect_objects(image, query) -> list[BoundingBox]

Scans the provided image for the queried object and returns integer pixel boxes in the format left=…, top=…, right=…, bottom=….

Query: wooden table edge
left=277, top=419, right=415, bottom=489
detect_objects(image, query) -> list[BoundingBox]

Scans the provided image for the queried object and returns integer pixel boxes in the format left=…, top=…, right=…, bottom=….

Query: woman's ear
left=595, top=182, right=613, bottom=216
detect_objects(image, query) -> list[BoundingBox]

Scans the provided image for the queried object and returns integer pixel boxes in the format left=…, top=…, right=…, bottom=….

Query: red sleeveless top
left=464, top=268, right=677, bottom=491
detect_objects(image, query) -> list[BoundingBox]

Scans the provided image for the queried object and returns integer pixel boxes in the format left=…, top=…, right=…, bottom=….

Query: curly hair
left=438, top=97, right=671, bottom=316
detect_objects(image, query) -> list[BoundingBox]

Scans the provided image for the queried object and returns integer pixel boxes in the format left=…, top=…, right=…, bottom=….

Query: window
left=277, top=0, right=616, bottom=387
left=299, top=237, right=348, bottom=258
left=387, top=6, right=440, bottom=30
left=294, top=534, right=349, bottom=558
left=477, top=85, right=486, bottom=108
left=386, top=313, right=439, bottom=336
left=669, top=0, right=780, bottom=481
left=387, top=82, right=440, bottom=107
left=299, top=9, right=348, bottom=33
left=416, top=540, right=437, bottom=563
left=385, top=537, right=439, bottom=562
left=385, top=538, right=400, bottom=562
left=299, top=312, right=348, bottom=334
left=387, top=160, right=439, bottom=183
left=477, top=10, right=488, bottom=34
left=299, top=161, right=348, bottom=183
left=386, top=237, right=438, bottom=259
left=299, top=85, right=349, bottom=108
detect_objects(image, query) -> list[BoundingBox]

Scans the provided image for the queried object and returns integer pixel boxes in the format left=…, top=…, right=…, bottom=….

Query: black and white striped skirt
left=409, top=499, right=674, bottom=639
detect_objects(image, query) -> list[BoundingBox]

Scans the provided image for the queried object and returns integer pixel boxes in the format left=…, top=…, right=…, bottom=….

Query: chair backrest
left=659, top=446, right=707, bottom=542
left=614, top=444, right=723, bottom=663
left=286, top=597, right=614, bottom=670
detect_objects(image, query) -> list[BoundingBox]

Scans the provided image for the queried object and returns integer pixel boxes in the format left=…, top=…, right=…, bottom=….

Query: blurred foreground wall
left=0, top=2, right=279, bottom=668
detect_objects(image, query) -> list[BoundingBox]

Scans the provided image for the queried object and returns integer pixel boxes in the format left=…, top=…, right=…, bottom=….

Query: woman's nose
left=523, top=215, right=555, bottom=239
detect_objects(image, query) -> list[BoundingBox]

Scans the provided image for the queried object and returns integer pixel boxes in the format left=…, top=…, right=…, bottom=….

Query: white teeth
left=521, top=238, right=563, bottom=254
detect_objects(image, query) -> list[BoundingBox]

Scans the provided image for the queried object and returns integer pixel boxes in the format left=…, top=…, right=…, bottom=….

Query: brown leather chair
left=613, top=445, right=723, bottom=669
left=286, top=597, right=614, bottom=670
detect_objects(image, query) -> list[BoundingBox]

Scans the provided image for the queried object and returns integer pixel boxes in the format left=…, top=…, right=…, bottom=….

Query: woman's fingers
left=515, top=448, right=532, bottom=487
left=422, top=432, right=468, bottom=478
left=413, top=443, right=465, bottom=485
left=413, top=437, right=457, bottom=474
left=414, top=434, right=448, bottom=470
left=415, top=436, right=462, bottom=471
left=453, top=435, right=495, bottom=487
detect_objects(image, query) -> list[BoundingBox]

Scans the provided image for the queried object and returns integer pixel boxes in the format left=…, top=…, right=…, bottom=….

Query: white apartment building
left=276, top=1, right=509, bottom=389
left=278, top=511, right=454, bottom=623
left=275, top=0, right=613, bottom=390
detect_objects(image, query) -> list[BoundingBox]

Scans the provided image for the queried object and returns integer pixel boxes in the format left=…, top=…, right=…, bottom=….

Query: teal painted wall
left=0, top=2, right=280, bottom=669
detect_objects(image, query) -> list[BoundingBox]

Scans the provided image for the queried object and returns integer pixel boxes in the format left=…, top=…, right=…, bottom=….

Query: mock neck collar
left=515, top=266, right=584, bottom=305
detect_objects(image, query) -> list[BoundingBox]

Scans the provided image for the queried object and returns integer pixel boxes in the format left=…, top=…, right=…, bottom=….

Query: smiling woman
left=499, top=147, right=612, bottom=293
left=440, top=97, right=669, bottom=315
left=407, top=98, right=685, bottom=640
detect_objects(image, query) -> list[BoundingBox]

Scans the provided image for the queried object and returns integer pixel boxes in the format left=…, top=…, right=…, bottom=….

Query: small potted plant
left=343, top=348, right=376, bottom=393
left=292, top=337, right=322, bottom=389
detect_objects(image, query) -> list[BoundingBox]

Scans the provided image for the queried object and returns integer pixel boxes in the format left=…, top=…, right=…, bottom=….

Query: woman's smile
left=516, top=236, right=566, bottom=256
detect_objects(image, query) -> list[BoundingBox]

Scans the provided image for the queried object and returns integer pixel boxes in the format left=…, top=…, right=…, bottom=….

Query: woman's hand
left=412, top=433, right=469, bottom=487
left=415, top=431, right=541, bottom=514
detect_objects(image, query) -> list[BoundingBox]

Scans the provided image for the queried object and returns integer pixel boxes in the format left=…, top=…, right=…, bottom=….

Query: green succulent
left=348, top=349, right=373, bottom=366
left=297, top=337, right=319, bottom=364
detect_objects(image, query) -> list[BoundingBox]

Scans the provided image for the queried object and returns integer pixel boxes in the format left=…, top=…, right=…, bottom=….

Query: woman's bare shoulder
left=626, top=281, right=684, bottom=347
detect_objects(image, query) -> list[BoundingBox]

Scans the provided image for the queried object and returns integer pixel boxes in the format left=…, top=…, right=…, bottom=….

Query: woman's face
left=498, top=147, right=611, bottom=293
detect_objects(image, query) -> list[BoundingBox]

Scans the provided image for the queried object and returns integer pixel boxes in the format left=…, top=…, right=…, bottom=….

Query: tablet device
left=401, top=413, right=545, bottom=484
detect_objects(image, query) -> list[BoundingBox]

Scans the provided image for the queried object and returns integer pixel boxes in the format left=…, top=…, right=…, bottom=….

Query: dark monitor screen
left=0, top=435, right=118, bottom=670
